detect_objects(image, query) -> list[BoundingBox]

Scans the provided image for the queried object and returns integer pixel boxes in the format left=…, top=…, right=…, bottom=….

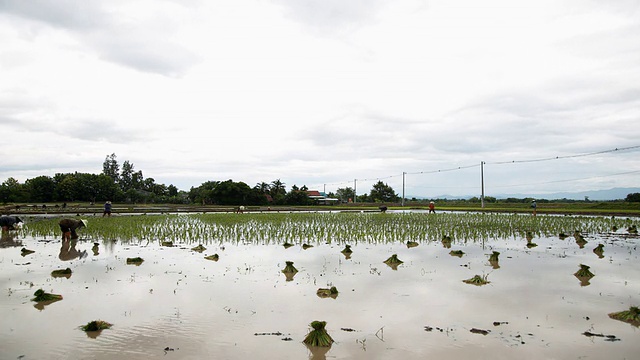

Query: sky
left=1, top=0, right=639, bottom=198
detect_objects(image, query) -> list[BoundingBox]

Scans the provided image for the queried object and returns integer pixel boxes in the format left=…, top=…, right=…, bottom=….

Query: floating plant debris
left=302, top=244, right=314, bottom=250
left=51, top=268, right=72, bottom=278
left=161, top=241, right=174, bottom=247
left=31, top=289, right=62, bottom=302
left=126, top=257, right=144, bottom=265
left=341, top=245, right=352, bottom=254
left=463, top=274, right=490, bottom=286
left=526, top=242, right=538, bottom=248
left=559, top=232, right=568, bottom=240
left=283, top=242, right=294, bottom=249
left=204, top=254, right=219, bottom=261
left=282, top=261, right=298, bottom=274
left=449, top=250, right=465, bottom=257
left=21, top=248, right=35, bottom=256
left=384, top=254, right=403, bottom=265
left=489, top=251, right=500, bottom=262
left=191, top=244, right=206, bottom=252
left=406, top=241, right=419, bottom=248
left=81, top=320, right=113, bottom=332
left=303, top=321, right=334, bottom=347
left=608, top=306, right=640, bottom=327
left=316, top=286, right=339, bottom=299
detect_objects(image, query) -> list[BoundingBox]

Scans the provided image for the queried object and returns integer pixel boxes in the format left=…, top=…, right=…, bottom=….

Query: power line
left=490, top=169, right=640, bottom=189
left=489, top=145, right=640, bottom=165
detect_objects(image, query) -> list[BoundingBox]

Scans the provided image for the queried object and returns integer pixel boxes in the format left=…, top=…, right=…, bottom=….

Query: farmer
left=379, top=205, right=388, bottom=213
left=0, top=215, right=23, bottom=231
left=103, top=201, right=112, bottom=217
left=531, top=200, right=537, bottom=216
left=59, top=218, right=87, bottom=240
left=428, top=201, right=435, bottom=214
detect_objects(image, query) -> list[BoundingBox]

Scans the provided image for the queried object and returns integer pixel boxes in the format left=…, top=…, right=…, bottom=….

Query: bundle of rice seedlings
left=82, top=320, right=113, bottom=332
left=489, top=251, right=500, bottom=262
left=628, top=225, right=638, bottom=234
left=526, top=242, right=537, bottom=248
left=204, top=254, right=219, bottom=261
left=51, top=268, right=72, bottom=278
left=406, top=241, right=419, bottom=248
left=574, top=264, right=594, bottom=278
left=161, top=241, right=174, bottom=247
left=191, top=244, right=207, bottom=252
left=573, top=230, right=584, bottom=240
left=316, top=286, right=339, bottom=299
left=282, top=261, right=298, bottom=274
left=126, top=257, right=144, bottom=265
left=283, top=242, right=294, bottom=249
left=441, top=236, right=452, bottom=248
left=21, top=247, right=35, bottom=256
left=558, top=232, right=568, bottom=240
left=341, top=245, right=352, bottom=254
left=31, top=289, right=63, bottom=302
left=463, top=274, right=490, bottom=286
left=303, top=321, right=334, bottom=347
left=612, top=225, right=618, bottom=232
left=302, top=244, right=314, bottom=250
left=525, top=231, right=533, bottom=241
left=449, top=250, right=464, bottom=257
left=575, top=236, right=588, bottom=249
left=593, top=244, right=604, bottom=257
left=608, top=306, right=640, bottom=327
left=384, top=254, right=403, bottom=265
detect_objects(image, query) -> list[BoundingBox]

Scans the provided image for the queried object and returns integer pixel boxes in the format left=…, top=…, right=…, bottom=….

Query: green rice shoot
left=463, top=274, right=490, bottom=286
left=303, top=321, right=334, bottom=347
left=608, top=306, right=640, bottom=327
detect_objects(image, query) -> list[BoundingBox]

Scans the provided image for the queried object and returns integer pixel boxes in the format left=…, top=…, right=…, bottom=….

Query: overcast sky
left=1, top=0, right=639, bottom=198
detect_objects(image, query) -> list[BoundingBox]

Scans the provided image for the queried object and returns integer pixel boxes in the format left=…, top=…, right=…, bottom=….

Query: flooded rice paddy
left=1, top=212, right=639, bottom=359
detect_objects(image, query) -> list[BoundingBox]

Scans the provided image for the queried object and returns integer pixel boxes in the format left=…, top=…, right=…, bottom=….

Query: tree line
left=2, top=153, right=638, bottom=206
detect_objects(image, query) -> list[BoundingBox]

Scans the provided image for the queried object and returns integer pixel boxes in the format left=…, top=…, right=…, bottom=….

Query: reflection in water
left=33, top=298, right=63, bottom=311
left=305, top=343, right=331, bottom=360
left=59, top=239, right=88, bottom=261
left=282, top=261, right=298, bottom=281
left=0, top=232, right=22, bottom=248
left=92, top=243, right=100, bottom=256
left=574, top=264, right=595, bottom=287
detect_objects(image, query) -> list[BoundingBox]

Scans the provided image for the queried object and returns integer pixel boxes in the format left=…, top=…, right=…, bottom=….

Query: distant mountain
left=417, top=187, right=640, bottom=201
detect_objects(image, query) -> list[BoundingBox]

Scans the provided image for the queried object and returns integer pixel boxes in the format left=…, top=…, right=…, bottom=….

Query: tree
left=168, top=184, right=179, bottom=197
left=336, top=187, right=355, bottom=203
left=626, top=193, right=640, bottom=202
left=369, top=181, right=399, bottom=203
left=25, top=176, right=55, bottom=202
left=270, top=179, right=286, bottom=204
left=211, top=180, right=252, bottom=205
left=102, top=153, right=120, bottom=183
left=0, top=177, right=29, bottom=203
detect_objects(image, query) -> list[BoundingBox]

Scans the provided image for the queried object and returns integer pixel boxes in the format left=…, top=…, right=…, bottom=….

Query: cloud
left=0, top=0, right=199, bottom=76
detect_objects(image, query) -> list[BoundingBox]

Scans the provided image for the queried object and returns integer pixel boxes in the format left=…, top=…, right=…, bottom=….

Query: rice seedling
left=303, top=321, right=334, bottom=347
left=593, top=244, right=604, bottom=258
left=204, top=254, right=219, bottom=261
left=341, top=245, right=353, bottom=254
left=51, top=268, right=72, bottom=278
left=81, top=320, right=113, bottom=332
left=463, top=274, right=490, bottom=286
left=126, top=257, right=144, bottom=265
left=191, top=244, right=207, bottom=252
left=406, top=241, right=419, bottom=248
left=449, top=250, right=465, bottom=257
left=574, top=264, right=594, bottom=278
left=20, top=212, right=625, bottom=246
left=608, top=306, right=640, bottom=327
left=316, top=286, right=339, bottom=299
left=31, top=289, right=63, bottom=302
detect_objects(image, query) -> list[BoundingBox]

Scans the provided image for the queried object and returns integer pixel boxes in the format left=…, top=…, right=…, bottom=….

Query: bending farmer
left=0, top=216, right=23, bottom=231
left=59, top=218, right=87, bottom=240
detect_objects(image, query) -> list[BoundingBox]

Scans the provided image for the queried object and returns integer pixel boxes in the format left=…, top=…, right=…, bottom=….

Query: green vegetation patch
left=316, top=286, right=339, bottom=299
left=82, top=320, right=113, bottom=332
left=384, top=254, right=403, bottom=265
left=303, top=321, right=334, bottom=347
left=32, top=289, right=63, bottom=302
left=463, top=274, right=490, bottom=286
left=204, top=254, right=219, bottom=261
left=574, top=264, right=594, bottom=278
left=608, top=306, right=640, bottom=327
left=341, top=245, right=352, bottom=254
left=406, top=241, right=419, bottom=248
left=449, top=250, right=465, bottom=257
left=191, top=244, right=207, bottom=252
left=51, top=268, right=72, bottom=278
left=282, top=261, right=298, bottom=274
left=489, top=251, right=500, bottom=262
left=126, top=257, right=144, bottom=265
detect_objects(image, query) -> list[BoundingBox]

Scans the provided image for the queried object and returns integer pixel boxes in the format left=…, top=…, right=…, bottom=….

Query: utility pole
left=481, top=161, right=485, bottom=208
left=354, top=179, right=357, bottom=204
left=402, top=172, right=406, bottom=207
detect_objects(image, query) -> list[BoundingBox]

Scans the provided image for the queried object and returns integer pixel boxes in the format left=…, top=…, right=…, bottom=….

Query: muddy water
left=1, top=229, right=639, bottom=359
